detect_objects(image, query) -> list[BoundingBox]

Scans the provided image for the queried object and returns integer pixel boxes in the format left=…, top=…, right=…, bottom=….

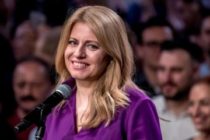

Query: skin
left=188, top=83, right=210, bottom=139
left=136, top=26, right=173, bottom=88
left=157, top=49, right=194, bottom=99
left=64, top=22, right=109, bottom=132
left=200, top=17, right=210, bottom=52
left=64, top=22, right=109, bottom=84
left=13, top=61, right=53, bottom=118
left=12, top=22, right=37, bottom=60
left=140, top=26, right=173, bottom=67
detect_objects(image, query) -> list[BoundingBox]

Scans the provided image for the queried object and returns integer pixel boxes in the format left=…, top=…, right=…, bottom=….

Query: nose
left=162, top=70, right=172, bottom=83
left=189, top=103, right=201, bottom=117
left=21, top=84, right=33, bottom=96
left=73, top=45, right=86, bottom=58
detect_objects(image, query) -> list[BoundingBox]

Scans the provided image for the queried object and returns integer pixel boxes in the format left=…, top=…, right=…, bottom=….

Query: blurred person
left=200, top=14, right=210, bottom=53
left=153, top=40, right=199, bottom=140
left=0, top=33, right=16, bottom=118
left=187, top=76, right=210, bottom=140
left=126, top=0, right=156, bottom=29
left=198, top=14, right=210, bottom=77
left=8, top=56, right=55, bottom=140
left=166, top=0, right=202, bottom=36
left=12, top=20, right=37, bottom=61
left=134, top=16, right=174, bottom=97
left=35, top=26, right=62, bottom=66
left=43, top=5, right=162, bottom=140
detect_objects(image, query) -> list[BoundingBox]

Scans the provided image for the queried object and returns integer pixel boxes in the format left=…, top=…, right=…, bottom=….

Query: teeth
left=73, top=62, right=87, bottom=69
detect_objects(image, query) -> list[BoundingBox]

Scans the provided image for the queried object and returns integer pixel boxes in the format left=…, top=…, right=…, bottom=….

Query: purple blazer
left=43, top=86, right=162, bottom=140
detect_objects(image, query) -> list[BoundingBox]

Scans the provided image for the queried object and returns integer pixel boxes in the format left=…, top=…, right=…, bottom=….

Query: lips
left=72, top=61, right=88, bottom=69
left=162, top=85, right=175, bottom=93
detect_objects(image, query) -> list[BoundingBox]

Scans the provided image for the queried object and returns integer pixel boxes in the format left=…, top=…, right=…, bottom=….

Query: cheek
left=64, top=48, right=72, bottom=65
left=14, top=87, right=22, bottom=97
left=144, top=48, right=153, bottom=56
left=64, top=46, right=73, bottom=57
left=203, top=108, right=210, bottom=115
left=64, top=48, right=69, bottom=60
left=187, top=106, right=195, bottom=115
left=173, top=72, right=190, bottom=84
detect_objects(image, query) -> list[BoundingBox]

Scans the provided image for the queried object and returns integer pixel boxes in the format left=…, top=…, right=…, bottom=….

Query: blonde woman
left=43, top=5, right=162, bottom=140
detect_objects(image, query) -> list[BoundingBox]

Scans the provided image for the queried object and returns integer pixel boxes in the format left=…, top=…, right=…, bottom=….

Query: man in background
left=153, top=39, right=199, bottom=140
left=134, top=16, right=174, bottom=97
left=8, top=56, right=55, bottom=140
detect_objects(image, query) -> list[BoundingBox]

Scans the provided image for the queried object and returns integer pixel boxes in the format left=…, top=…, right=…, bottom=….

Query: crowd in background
left=1, top=0, right=210, bottom=140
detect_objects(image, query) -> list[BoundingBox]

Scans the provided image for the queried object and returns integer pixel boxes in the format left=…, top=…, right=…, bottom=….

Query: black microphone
left=14, top=84, right=72, bottom=133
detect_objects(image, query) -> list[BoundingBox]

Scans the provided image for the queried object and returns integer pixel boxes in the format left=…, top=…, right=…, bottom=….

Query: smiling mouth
left=72, top=61, right=88, bottom=69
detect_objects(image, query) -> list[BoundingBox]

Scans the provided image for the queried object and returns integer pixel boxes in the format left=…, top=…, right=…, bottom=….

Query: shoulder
left=126, top=87, right=152, bottom=105
left=121, top=87, right=162, bottom=139
left=125, top=87, right=157, bottom=114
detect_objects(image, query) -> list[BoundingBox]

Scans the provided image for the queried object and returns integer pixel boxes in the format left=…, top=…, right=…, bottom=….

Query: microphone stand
left=35, top=108, right=46, bottom=140
left=14, top=103, right=54, bottom=139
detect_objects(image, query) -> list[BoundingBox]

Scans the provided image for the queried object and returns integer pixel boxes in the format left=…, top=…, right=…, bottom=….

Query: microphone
left=14, top=84, right=72, bottom=133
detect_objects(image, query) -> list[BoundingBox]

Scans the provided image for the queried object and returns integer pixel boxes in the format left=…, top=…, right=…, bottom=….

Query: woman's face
left=64, top=22, right=109, bottom=82
left=188, top=83, right=210, bottom=132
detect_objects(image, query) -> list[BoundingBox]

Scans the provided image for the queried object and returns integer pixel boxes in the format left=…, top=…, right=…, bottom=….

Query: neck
left=75, top=80, right=95, bottom=131
left=76, top=80, right=97, bottom=97
left=165, top=98, right=188, bottom=117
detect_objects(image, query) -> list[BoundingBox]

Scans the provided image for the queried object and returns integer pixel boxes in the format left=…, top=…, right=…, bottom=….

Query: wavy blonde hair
left=55, top=5, right=138, bottom=128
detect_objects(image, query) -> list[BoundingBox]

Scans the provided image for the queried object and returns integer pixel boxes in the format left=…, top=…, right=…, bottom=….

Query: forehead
left=159, top=49, right=192, bottom=66
left=190, top=83, right=210, bottom=99
left=143, top=26, right=173, bottom=41
left=14, top=61, right=47, bottom=80
left=70, top=22, right=97, bottom=38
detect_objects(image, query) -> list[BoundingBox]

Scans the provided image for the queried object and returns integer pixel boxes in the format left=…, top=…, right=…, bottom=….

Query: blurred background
left=1, top=0, right=210, bottom=140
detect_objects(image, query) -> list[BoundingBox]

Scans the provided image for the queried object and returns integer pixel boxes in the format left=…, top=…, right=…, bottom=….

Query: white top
left=152, top=95, right=198, bottom=140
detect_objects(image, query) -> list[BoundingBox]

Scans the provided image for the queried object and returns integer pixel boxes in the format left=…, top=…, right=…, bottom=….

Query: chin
left=164, top=92, right=176, bottom=98
left=21, top=103, right=37, bottom=111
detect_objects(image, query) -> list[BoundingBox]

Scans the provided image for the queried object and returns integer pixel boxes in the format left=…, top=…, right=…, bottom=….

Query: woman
left=43, top=5, right=162, bottom=140
left=188, top=76, right=210, bottom=140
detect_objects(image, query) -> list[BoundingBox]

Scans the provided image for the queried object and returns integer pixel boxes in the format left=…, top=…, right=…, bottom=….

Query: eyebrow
left=69, top=37, right=99, bottom=44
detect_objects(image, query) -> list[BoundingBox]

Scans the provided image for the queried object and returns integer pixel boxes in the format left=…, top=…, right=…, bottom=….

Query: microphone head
left=55, top=84, right=72, bottom=99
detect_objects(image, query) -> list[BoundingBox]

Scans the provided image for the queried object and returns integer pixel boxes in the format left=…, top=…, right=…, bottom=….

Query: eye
left=188, top=100, right=194, bottom=108
left=16, top=81, right=26, bottom=88
left=157, top=66, right=165, bottom=72
left=86, top=44, right=99, bottom=51
left=200, top=99, right=210, bottom=106
left=68, top=39, right=78, bottom=47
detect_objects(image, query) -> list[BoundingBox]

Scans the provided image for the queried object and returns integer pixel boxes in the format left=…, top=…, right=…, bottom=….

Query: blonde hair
left=55, top=5, right=138, bottom=128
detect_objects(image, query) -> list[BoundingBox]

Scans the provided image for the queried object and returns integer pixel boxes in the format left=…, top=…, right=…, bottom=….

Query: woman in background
left=188, top=76, right=210, bottom=140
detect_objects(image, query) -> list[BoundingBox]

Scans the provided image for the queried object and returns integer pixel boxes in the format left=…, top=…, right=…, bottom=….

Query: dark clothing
left=7, top=110, right=35, bottom=140
left=0, top=114, right=17, bottom=140
left=133, top=68, right=158, bottom=98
